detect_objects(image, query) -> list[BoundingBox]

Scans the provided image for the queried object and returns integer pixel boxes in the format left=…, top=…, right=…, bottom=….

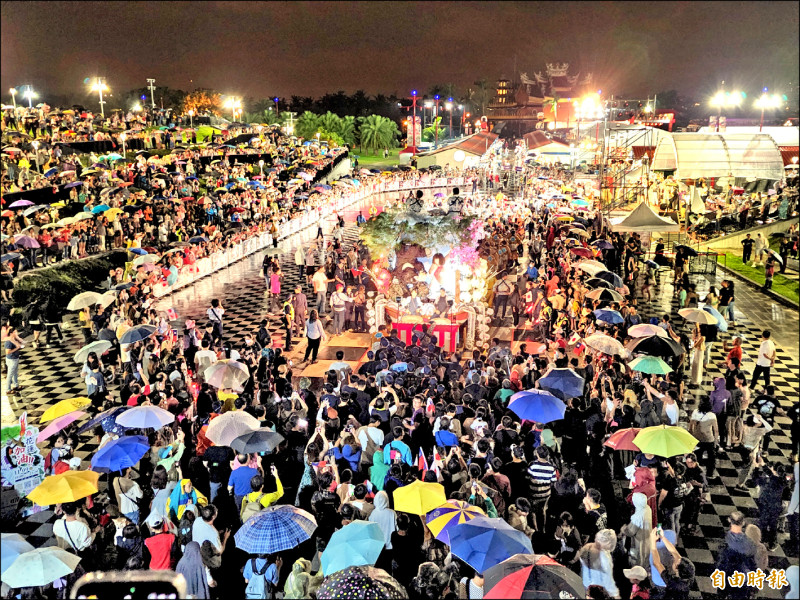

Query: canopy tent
left=651, top=133, right=784, bottom=181
left=610, top=202, right=680, bottom=233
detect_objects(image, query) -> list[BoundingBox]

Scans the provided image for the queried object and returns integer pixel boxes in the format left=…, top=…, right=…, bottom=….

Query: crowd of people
left=1, top=112, right=798, bottom=600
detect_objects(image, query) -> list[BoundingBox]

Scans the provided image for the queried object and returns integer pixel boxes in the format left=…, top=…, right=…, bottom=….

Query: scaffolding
left=598, top=123, right=656, bottom=215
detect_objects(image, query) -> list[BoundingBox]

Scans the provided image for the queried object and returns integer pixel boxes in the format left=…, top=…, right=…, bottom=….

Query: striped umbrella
left=425, top=500, right=485, bottom=544
left=234, top=505, right=317, bottom=554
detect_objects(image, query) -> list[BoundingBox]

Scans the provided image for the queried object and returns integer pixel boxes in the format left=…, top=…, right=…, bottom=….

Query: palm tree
left=472, top=78, right=492, bottom=116
left=320, top=111, right=343, bottom=136
left=295, top=111, right=320, bottom=140
left=340, top=116, right=356, bottom=147
left=358, top=115, right=399, bottom=154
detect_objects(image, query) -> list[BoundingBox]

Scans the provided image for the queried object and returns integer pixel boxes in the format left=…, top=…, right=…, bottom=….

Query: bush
left=11, top=250, right=129, bottom=310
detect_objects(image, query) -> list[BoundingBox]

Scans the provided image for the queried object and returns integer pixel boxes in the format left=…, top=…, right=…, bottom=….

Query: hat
left=336, top=283, right=344, bottom=290
left=623, top=566, right=647, bottom=580
left=68, top=457, right=82, bottom=469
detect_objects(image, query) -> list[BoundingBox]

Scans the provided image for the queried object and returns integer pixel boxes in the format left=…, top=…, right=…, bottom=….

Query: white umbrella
left=678, top=308, right=719, bottom=325
left=576, top=260, right=607, bottom=276
left=73, top=340, right=112, bottom=364
left=98, top=289, right=118, bottom=308
left=1, top=533, right=34, bottom=574
left=67, top=291, right=103, bottom=311
left=627, top=324, right=669, bottom=339
left=584, top=333, right=626, bottom=356
left=132, top=254, right=157, bottom=267
left=204, top=359, right=250, bottom=391
left=0, top=547, right=81, bottom=588
left=116, top=405, right=175, bottom=429
left=206, top=411, right=260, bottom=446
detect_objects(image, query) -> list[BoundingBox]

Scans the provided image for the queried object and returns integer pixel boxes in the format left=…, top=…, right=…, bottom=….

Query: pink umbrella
left=37, top=411, right=86, bottom=443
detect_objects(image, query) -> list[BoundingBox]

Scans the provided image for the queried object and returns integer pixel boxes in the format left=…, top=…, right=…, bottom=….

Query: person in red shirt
left=143, top=519, right=177, bottom=570
left=37, top=230, right=53, bottom=265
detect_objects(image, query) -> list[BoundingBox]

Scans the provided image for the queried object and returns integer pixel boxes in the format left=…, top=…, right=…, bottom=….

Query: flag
left=417, top=451, right=429, bottom=476
left=166, top=308, right=178, bottom=320
left=431, top=447, right=443, bottom=479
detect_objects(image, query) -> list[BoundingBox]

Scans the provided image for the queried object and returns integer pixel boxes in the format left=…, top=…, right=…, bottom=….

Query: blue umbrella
left=119, top=324, right=157, bottom=345
left=91, top=435, right=150, bottom=473
left=186, top=176, right=198, bottom=181
left=594, top=309, right=624, bottom=325
left=508, top=389, right=566, bottom=423
left=113, top=282, right=134, bottom=291
left=644, top=259, right=659, bottom=269
left=320, top=521, right=384, bottom=576
left=702, top=305, right=728, bottom=332
left=63, top=181, right=83, bottom=189
left=91, top=204, right=110, bottom=214
left=75, top=406, right=129, bottom=435
left=1, top=253, right=21, bottom=263
left=128, top=247, right=148, bottom=256
left=234, top=505, right=317, bottom=554
left=591, top=240, right=614, bottom=250
left=189, top=236, right=208, bottom=244
left=1, top=533, right=34, bottom=574
left=537, top=368, right=585, bottom=400
left=448, top=517, right=533, bottom=574
left=44, top=167, right=59, bottom=178
left=594, top=270, right=624, bottom=287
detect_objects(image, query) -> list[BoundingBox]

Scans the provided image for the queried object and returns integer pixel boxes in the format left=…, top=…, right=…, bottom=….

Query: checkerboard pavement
left=3, top=219, right=798, bottom=597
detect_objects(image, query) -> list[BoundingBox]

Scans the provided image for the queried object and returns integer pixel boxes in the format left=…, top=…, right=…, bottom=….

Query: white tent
left=651, top=133, right=784, bottom=181
left=610, top=202, right=680, bottom=233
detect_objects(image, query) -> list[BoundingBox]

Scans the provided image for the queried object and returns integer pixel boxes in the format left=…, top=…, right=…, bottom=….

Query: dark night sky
left=1, top=1, right=798, bottom=103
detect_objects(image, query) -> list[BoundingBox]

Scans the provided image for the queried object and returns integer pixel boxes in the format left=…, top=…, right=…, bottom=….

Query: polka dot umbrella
left=316, top=566, right=408, bottom=600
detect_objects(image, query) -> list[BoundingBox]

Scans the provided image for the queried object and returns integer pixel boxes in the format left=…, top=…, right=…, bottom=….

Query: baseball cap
left=623, top=566, right=647, bottom=580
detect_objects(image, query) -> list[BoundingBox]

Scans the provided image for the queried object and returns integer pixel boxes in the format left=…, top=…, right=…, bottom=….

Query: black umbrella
left=626, top=335, right=684, bottom=357
left=122, top=205, right=142, bottom=213
left=230, top=430, right=285, bottom=454
left=584, top=277, right=614, bottom=289
left=674, top=244, right=698, bottom=257
left=593, top=270, right=624, bottom=287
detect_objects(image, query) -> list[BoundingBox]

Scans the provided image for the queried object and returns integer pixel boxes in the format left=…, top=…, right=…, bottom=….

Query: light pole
left=424, top=100, right=432, bottom=131
left=710, top=88, right=741, bottom=132
left=274, top=97, right=280, bottom=116
left=31, top=140, right=40, bottom=173
left=23, top=86, right=36, bottom=109
left=146, top=79, right=156, bottom=109
left=433, top=95, right=441, bottom=148
left=120, top=132, right=127, bottom=158
left=446, top=98, right=453, bottom=139
left=224, top=98, right=241, bottom=122
left=754, top=89, right=781, bottom=132
left=9, top=88, right=16, bottom=109
left=458, top=105, right=463, bottom=136
left=91, top=78, right=108, bottom=118
left=259, top=159, right=264, bottom=176
left=411, top=90, right=418, bottom=150
left=187, top=109, right=194, bottom=128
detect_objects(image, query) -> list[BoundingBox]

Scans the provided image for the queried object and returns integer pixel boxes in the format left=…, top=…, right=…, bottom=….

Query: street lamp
left=754, top=90, right=782, bottom=132
left=411, top=90, right=418, bottom=150
left=710, top=90, right=741, bottom=132
left=132, top=103, right=142, bottom=112
left=91, top=78, right=108, bottom=117
left=258, top=159, right=264, bottom=176
left=187, top=109, right=194, bottom=128
left=120, top=132, right=127, bottom=158
left=31, top=140, right=40, bottom=173
left=423, top=100, right=433, bottom=130
left=224, top=97, right=242, bottom=122
left=9, top=88, right=16, bottom=109
left=446, top=98, right=453, bottom=139
left=22, top=87, right=37, bottom=109
left=433, top=95, right=441, bottom=148
left=274, top=97, right=280, bottom=116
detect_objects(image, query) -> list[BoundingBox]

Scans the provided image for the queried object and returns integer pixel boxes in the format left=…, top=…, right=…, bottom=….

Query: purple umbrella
left=8, top=200, right=34, bottom=208
left=37, top=411, right=87, bottom=444
left=64, top=181, right=83, bottom=189
left=13, top=235, right=40, bottom=249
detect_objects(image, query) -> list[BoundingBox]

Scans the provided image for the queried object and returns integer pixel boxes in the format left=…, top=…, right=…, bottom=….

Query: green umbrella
left=629, top=355, right=673, bottom=375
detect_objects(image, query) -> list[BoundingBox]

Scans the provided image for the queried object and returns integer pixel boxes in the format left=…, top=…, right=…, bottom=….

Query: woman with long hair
left=303, top=309, right=327, bottom=364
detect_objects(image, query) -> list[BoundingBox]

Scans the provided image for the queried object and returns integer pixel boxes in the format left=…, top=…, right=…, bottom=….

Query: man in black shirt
left=741, top=234, right=754, bottom=264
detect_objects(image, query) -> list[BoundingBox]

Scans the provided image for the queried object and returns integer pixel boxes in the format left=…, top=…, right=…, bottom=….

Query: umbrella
left=536, top=368, right=585, bottom=400
left=583, top=333, right=625, bottom=356
left=633, top=425, right=698, bottom=458
left=128, top=247, right=148, bottom=255
left=644, top=259, right=660, bottom=270
left=0, top=252, right=21, bottom=263
left=206, top=410, right=260, bottom=446
left=629, top=355, right=673, bottom=375
left=22, top=205, right=47, bottom=217
left=90, top=435, right=150, bottom=473
left=75, top=406, right=129, bottom=435
left=628, top=324, right=668, bottom=338
left=674, top=244, right=698, bottom=257
left=234, top=504, right=317, bottom=554
left=36, top=411, right=86, bottom=444
left=40, top=397, right=91, bottom=423
left=426, top=500, right=485, bottom=544
left=204, top=359, right=250, bottom=391
left=593, top=270, right=624, bottom=288
left=584, top=277, right=614, bottom=290
left=594, top=308, right=624, bottom=325
left=586, top=288, right=623, bottom=303
left=27, top=470, right=100, bottom=506
left=189, top=236, right=208, bottom=244
left=0, top=533, right=34, bottom=575
left=766, top=249, right=783, bottom=265
left=73, top=340, right=112, bottom=364
left=230, top=429, right=285, bottom=454
left=132, top=253, right=157, bottom=266
left=626, top=335, right=684, bottom=357
left=449, top=517, right=533, bottom=574
left=483, top=554, right=585, bottom=600
left=569, top=246, right=593, bottom=258
left=66, top=291, right=103, bottom=311
left=678, top=308, right=718, bottom=325
left=0, top=547, right=81, bottom=588
left=11, top=235, right=39, bottom=249
left=576, top=260, right=607, bottom=276
left=591, top=239, right=614, bottom=250
left=508, top=389, right=566, bottom=423
left=603, top=428, right=642, bottom=452
left=119, top=324, right=157, bottom=345
left=702, top=305, right=728, bottom=332
left=320, top=521, right=385, bottom=576
left=91, top=204, right=110, bottom=214
left=393, top=480, right=447, bottom=515
left=317, top=566, right=408, bottom=600
left=116, top=405, right=175, bottom=430
left=8, top=200, right=34, bottom=208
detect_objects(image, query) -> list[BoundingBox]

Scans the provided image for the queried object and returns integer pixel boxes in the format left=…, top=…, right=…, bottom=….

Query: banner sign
left=1, top=413, right=45, bottom=518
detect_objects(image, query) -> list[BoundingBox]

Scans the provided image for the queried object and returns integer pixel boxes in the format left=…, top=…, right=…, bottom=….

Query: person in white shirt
left=194, top=339, right=218, bottom=383
left=750, top=329, right=776, bottom=390
left=53, top=501, right=95, bottom=553
left=207, top=298, right=225, bottom=343
left=113, top=467, right=144, bottom=524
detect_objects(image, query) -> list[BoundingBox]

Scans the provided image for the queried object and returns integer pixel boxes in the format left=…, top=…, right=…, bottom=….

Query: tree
left=358, top=115, right=399, bottom=154
left=295, top=111, right=321, bottom=140
left=182, top=89, right=222, bottom=116
left=422, top=117, right=446, bottom=143
left=320, top=111, right=343, bottom=136
left=340, top=115, right=357, bottom=147
left=469, top=78, right=492, bottom=116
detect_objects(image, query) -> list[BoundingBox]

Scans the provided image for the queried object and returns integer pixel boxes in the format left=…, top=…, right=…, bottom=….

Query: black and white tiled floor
left=2, top=204, right=798, bottom=598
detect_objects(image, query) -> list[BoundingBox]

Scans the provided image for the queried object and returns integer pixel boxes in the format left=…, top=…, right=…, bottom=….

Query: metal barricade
left=688, top=252, right=719, bottom=275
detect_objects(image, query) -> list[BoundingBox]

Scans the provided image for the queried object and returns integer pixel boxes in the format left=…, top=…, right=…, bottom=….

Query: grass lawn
left=723, top=253, right=799, bottom=304
left=350, top=148, right=402, bottom=169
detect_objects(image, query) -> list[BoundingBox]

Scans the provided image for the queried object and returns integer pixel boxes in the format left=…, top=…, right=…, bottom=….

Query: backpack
left=245, top=558, right=272, bottom=599
left=240, top=493, right=265, bottom=523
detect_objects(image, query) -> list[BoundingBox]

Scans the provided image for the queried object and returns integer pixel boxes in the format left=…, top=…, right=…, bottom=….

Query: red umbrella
left=1, top=210, right=13, bottom=218
left=230, top=207, right=246, bottom=213
left=603, top=427, right=642, bottom=451
left=118, top=182, right=133, bottom=187
left=569, top=247, right=593, bottom=258
left=180, top=196, right=194, bottom=201
left=484, top=554, right=584, bottom=599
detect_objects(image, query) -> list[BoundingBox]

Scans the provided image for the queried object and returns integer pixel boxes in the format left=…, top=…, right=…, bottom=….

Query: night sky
left=1, top=1, right=797, bottom=102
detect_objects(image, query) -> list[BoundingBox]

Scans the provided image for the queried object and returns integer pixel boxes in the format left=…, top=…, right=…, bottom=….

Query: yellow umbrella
left=27, top=471, right=100, bottom=506
left=104, top=207, right=123, bottom=222
left=555, top=215, right=574, bottom=222
left=40, top=398, right=91, bottom=423
left=425, top=500, right=484, bottom=542
left=393, top=480, right=447, bottom=515
left=632, top=425, right=699, bottom=458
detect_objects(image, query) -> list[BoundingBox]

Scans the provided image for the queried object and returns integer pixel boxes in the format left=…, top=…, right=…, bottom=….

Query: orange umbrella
left=603, top=428, right=641, bottom=451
